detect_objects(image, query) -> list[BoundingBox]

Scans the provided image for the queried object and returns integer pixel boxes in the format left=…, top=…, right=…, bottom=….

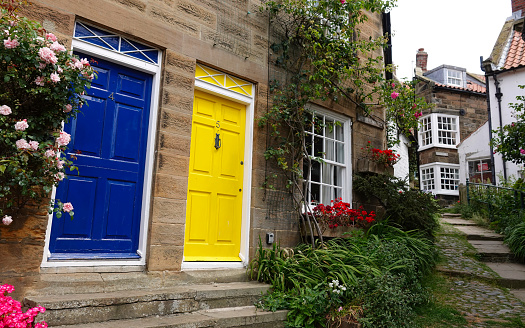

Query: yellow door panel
left=184, top=90, right=246, bottom=262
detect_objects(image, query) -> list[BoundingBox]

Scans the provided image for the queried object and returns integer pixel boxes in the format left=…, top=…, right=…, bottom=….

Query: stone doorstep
left=441, top=213, right=462, bottom=218
left=510, top=289, right=525, bottom=303
left=26, top=269, right=250, bottom=296
left=26, top=282, right=270, bottom=326
left=51, top=306, right=288, bottom=328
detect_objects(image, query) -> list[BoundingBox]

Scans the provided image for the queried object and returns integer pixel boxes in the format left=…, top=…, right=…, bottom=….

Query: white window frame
left=418, top=113, right=460, bottom=151
left=447, top=69, right=462, bottom=87
left=467, top=158, right=492, bottom=184
left=303, top=104, right=352, bottom=209
left=420, top=163, right=460, bottom=196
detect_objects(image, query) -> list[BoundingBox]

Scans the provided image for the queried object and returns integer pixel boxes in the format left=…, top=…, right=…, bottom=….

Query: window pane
left=311, top=161, right=321, bottom=182
left=326, top=139, right=335, bottom=161
left=325, top=119, right=334, bottom=139
left=335, top=142, right=344, bottom=164
left=335, top=124, right=344, bottom=141
left=314, top=136, right=323, bottom=158
left=310, top=183, right=320, bottom=204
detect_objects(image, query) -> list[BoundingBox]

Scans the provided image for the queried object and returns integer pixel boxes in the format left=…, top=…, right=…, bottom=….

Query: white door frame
left=41, top=37, right=162, bottom=268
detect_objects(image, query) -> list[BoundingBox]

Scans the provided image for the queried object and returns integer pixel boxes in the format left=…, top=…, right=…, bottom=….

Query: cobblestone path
left=435, top=216, right=525, bottom=327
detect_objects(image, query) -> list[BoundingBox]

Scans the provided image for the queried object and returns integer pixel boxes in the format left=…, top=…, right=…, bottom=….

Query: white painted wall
left=458, top=121, right=491, bottom=184
left=393, top=134, right=410, bottom=182
left=486, top=69, right=525, bottom=184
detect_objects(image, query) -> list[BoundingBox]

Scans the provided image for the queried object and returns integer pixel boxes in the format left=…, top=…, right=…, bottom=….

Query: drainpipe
left=482, top=56, right=497, bottom=185
left=493, top=74, right=508, bottom=181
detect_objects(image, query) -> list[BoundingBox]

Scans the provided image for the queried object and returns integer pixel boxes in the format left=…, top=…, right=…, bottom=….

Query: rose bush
left=0, top=3, right=95, bottom=224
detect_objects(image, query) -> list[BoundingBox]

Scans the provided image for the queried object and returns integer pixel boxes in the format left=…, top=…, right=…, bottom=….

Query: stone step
left=510, top=289, right=525, bottom=303
left=26, top=282, right=270, bottom=326
left=486, top=263, right=525, bottom=289
left=441, top=213, right=462, bottom=218
left=26, top=269, right=249, bottom=296
left=469, top=240, right=516, bottom=263
left=454, top=226, right=505, bottom=241
left=441, top=218, right=478, bottom=226
left=51, top=306, right=288, bottom=328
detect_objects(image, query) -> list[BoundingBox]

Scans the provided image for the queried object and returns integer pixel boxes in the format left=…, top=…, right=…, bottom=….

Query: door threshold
left=181, top=261, right=245, bottom=271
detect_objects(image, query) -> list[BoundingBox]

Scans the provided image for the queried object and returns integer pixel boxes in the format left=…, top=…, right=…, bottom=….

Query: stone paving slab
left=441, top=218, right=478, bottom=226
left=453, top=226, right=504, bottom=241
left=511, top=289, right=525, bottom=302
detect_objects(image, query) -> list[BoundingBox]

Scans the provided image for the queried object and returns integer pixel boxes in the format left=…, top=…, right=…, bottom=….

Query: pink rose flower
left=80, top=58, right=90, bottom=66
left=56, top=159, right=65, bottom=169
left=15, top=139, right=30, bottom=149
left=35, top=76, right=45, bottom=86
left=64, top=104, right=73, bottom=113
left=45, top=149, right=56, bottom=157
left=391, top=83, right=395, bottom=88
left=520, top=148, right=525, bottom=155
left=14, top=119, right=28, bottom=131
left=50, top=72, right=60, bottom=83
left=3, top=37, right=19, bottom=49
left=29, top=140, right=39, bottom=150
left=391, top=92, right=399, bottom=99
left=340, top=0, right=346, bottom=3
left=62, top=202, right=73, bottom=212
left=0, top=105, right=12, bottom=115
left=74, top=60, right=83, bottom=69
left=57, top=66, right=63, bottom=73
left=45, top=32, right=57, bottom=42
left=55, top=172, right=65, bottom=181
left=50, top=41, right=66, bottom=52
left=2, top=215, right=12, bottom=225
left=39, top=62, right=47, bottom=70
left=56, top=131, right=71, bottom=146
left=38, top=47, right=57, bottom=64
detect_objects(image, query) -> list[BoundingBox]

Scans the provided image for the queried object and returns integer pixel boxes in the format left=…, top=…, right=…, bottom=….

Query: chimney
left=416, top=48, right=428, bottom=73
left=512, top=0, right=525, bottom=17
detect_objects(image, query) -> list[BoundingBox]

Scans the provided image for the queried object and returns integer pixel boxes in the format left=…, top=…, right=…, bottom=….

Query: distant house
left=477, top=0, right=525, bottom=184
left=414, top=49, right=488, bottom=203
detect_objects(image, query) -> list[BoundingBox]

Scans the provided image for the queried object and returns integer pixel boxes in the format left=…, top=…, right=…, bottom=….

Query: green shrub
left=249, top=227, right=437, bottom=327
left=505, top=220, right=525, bottom=260
left=353, top=173, right=440, bottom=239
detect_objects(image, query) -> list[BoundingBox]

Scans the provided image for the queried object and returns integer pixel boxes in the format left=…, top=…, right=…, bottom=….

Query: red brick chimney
left=512, top=0, right=525, bottom=17
left=416, top=48, right=428, bottom=73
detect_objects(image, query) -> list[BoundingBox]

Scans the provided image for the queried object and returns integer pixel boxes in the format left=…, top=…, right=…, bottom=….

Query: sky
left=390, top=0, right=512, bottom=81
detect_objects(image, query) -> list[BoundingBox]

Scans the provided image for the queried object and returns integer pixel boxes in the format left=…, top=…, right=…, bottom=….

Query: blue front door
left=48, top=54, right=153, bottom=259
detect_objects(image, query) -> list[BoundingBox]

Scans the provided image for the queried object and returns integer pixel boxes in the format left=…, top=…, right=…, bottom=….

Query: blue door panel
left=112, top=104, right=143, bottom=162
left=49, top=53, right=153, bottom=258
left=69, top=95, right=106, bottom=157
left=118, top=74, right=146, bottom=99
left=59, top=176, right=97, bottom=237
left=104, top=180, right=136, bottom=238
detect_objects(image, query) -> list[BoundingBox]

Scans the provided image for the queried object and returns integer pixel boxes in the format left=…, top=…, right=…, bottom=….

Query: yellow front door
left=184, top=90, right=246, bottom=261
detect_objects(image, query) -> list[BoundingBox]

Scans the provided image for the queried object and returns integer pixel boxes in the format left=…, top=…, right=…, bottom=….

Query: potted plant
left=357, top=141, right=399, bottom=175
left=310, top=198, right=376, bottom=237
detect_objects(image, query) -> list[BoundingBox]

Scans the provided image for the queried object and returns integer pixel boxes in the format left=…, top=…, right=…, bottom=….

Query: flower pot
left=356, top=158, right=394, bottom=175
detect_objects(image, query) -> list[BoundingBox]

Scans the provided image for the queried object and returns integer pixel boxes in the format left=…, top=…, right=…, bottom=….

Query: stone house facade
left=414, top=49, right=488, bottom=203
left=0, top=0, right=390, bottom=298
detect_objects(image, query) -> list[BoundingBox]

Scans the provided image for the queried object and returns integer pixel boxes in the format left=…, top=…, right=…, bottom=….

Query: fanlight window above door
left=74, top=22, right=159, bottom=65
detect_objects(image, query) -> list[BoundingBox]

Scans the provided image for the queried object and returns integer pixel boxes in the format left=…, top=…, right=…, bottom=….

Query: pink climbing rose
left=62, top=202, right=74, bottom=212
left=45, top=149, right=56, bottom=157
left=50, top=41, right=66, bottom=52
left=34, top=76, right=45, bottom=86
left=29, top=140, right=39, bottom=151
left=390, top=92, right=399, bottom=99
left=2, top=215, right=12, bottom=225
left=45, top=32, right=57, bottom=42
left=38, top=47, right=57, bottom=64
left=14, top=119, right=28, bottom=131
left=64, top=104, right=73, bottom=112
left=50, top=72, right=60, bottom=83
left=15, top=139, right=30, bottom=149
left=56, top=131, right=71, bottom=146
left=3, top=37, right=19, bottom=48
left=0, top=105, right=11, bottom=115
left=520, top=148, right=525, bottom=155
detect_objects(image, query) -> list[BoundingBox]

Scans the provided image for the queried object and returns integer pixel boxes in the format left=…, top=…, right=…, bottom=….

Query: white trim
left=418, top=113, right=460, bottom=151
left=182, top=78, right=255, bottom=269
left=41, top=37, right=162, bottom=268
left=181, top=261, right=245, bottom=270
left=420, top=162, right=460, bottom=196
left=303, top=103, right=353, bottom=207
